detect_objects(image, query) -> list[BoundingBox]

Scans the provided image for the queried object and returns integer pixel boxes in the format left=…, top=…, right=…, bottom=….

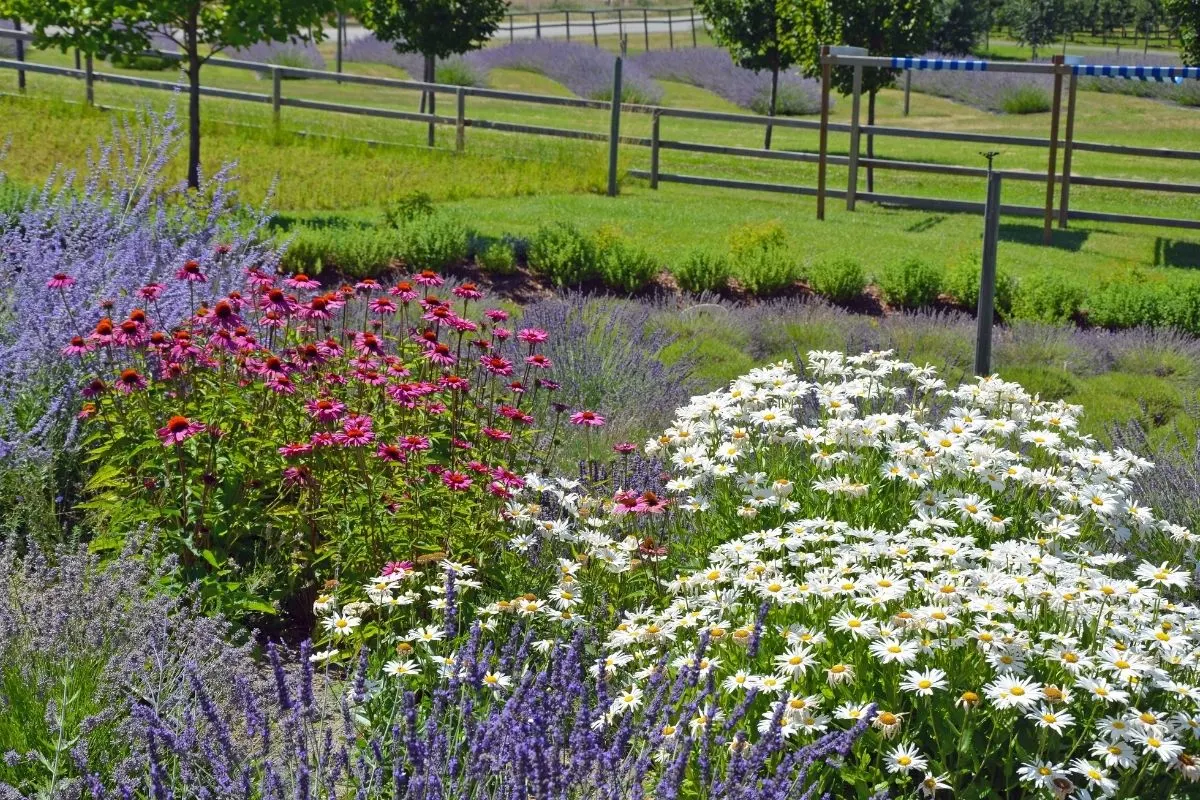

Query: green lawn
left=1, top=39, right=1198, bottom=286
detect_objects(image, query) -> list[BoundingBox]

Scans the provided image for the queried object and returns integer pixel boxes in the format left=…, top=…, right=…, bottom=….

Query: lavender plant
left=469, top=41, right=663, bottom=104
left=0, top=105, right=279, bottom=465
left=633, top=48, right=825, bottom=115
left=343, top=35, right=489, bottom=86
left=229, top=39, right=327, bottom=72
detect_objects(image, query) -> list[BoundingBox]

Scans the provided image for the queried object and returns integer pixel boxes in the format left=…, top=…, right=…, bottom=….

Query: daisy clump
left=505, top=351, right=1200, bottom=798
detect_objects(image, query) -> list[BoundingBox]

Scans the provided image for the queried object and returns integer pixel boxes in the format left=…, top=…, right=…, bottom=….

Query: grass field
left=1, top=37, right=1198, bottom=288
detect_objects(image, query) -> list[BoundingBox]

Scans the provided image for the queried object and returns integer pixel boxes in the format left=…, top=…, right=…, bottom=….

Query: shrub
left=397, top=213, right=470, bottom=270
left=281, top=225, right=404, bottom=276
left=807, top=257, right=866, bottom=304
left=527, top=221, right=598, bottom=287
left=727, top=220, right=788, bottom=259
left=947, top=262, right=1016, bottom=318
left=1086, top=281, right=1166, bottom=330
left=110, top=53, right=174, bottom=71
left=476, top=239, right=518, bottom=275
left=999, top=85, right=1052, bottom=114
left=674, top=250, right=732, bottom=294
left=750, top=80, right=822, bottom=115
left=732, top=247, right=800, bottom=294
left=435, top=57, right=487, bottom=87
left=594, top=228, right=659, bottom=293
left=383, top=191, right=436, bottom=227
left=1011, top=274, right=1085, bottom=324
left=876, top=258, right=945, bottom=308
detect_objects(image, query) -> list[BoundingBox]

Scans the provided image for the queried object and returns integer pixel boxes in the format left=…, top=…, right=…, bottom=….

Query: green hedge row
left=275, top=208, right=1200, bottom=335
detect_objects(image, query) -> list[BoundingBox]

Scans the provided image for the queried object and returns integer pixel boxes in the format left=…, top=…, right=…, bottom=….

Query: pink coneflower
left=375, top=443, right=405, bottom=462
left=525, top=354, right=552, bottom=370
left=335, top=416, right=375, bottom=447
left=176, top=260, right=206, bottom=283
left=425, top=401, right=448, bottom=415
left=46, top=273, right=77, bottom=290
left=354, top=332, right=386, bottom=356
left=481, top=426, right=512, bottom=442
left=305, top=398, right=346, bottom=423
left=81, top=378, right=108, bottom=398
left=268, top=374, right=297, bottom=394
left=481, top=355, right=514, bottom=376
left=612, top=490, right=647, bottom=515
left=613, top=442, right=637, bottom=454
left=517, top=328, right=549, bottom=345
left=422, top=304, right=456, bottom=326
left=488, top=481, right=513, bottom=499
left=440, top=375, right=470, bottom=393
left=492, top=466, right=524, bottom=489
left=389, top=281, right=419, bottom=302
left=260, top=310, right=287, bottom=329
left=537, top=378, right=561, bottom=392
left=413, top=270, right=444, bottom=287
left=278, top=442, right=314, bottom=458
left=115, top=368, right=147, bottom=394
left=78, top=402, right=98, bottom=420
left=640, top=491, right=670, bottom=514
left=209, top=300, right=242, bottom=329
left=506, top=380, right=526, bottom=395
left=283, top=465, right=315, bottom=488
left=441, top=471, right=472, bottom=491
left=453, top=282, right=483, bottom=300
left=399, top=434, right=431, bottom=452
left=214, top=243, right=232, bottom=256
left=138, top=282, right=166, bottom=300
left=310, top=431, right=336, bottom=448
left=299, top=296, right=333, bottom=322
left=493, top=326, right=511, bottom=341
left=356, top=278, right=381, bottom=293
left=369, top=297, right=397, bottom=315
left=113, top=319, right=148, bottom=348
left=157, top=415, right=205, bottom=446
left=284, top=273, right=321, bottom=291
left=452, top=438, right=473, bottom=450
left=484, top=309, right=509, bottom=322
left=380, top=560, right=413, bottom=577
left=61, top=336, right=93, bottom=357
left=245, top=268, right=275, bottom=289
left=424, top=342, right=456, bottom=367
left=262, top=288, right=295, bottom=315
left=355, top=368, right=388, bottom=387
left=447, top=316, right=478, bottom=333
left=570, top=410, right=605, bottom=427
left=89, top=318, right=115, bottom=345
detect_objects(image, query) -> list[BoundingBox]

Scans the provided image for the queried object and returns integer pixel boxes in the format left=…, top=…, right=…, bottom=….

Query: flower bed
left=633, top=48, right=825, bottom=115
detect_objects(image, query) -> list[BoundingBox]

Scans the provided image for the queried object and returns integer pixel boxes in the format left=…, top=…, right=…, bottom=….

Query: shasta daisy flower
left=886, top=743, right=928, bottom=774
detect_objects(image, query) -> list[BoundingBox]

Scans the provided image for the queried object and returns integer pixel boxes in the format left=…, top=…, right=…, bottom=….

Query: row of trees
left=0, top=0, right=508, bottom=189
left=1002, top=0, right=1200, bottom=58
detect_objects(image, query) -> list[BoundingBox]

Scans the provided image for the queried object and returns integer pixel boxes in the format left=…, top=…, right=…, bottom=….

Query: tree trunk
left=866, top=90, right=876, bottom=193
left=185, top=18, right=202, bottom=190
left=763, top=63, right=779, bottom=150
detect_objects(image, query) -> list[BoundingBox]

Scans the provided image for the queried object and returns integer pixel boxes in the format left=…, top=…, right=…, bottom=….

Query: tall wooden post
left=650, top=111, right=661, bottom=189
left=847, top=64, right=863, bottom=210
left=667, top=9, right=674, bottom=50
left=565, top=11, right=571, bottom=42
left=455, top=87, right=466, bottom=153
left=1058, top=67, right=1079, bottom=228
left=536, top=13, right=541, bottom=39
left=903, top=69, right=912, bottom=116
left=85, top=53, right=94, bottom=106
left=1042, top=55, right=1064, bottom=245
left=272, top=67, right=282, bottom=125
left=690, top=8, right=697, bottom=47
left=816, top=45, right=831, bottom=221
left=607, top=58, right=623, bottom=197
left=592, top=12, right=599, bottom=47
left=336, top=12, right=345, bottom=82
left=975, top=167, right=1003, bottom=376
left=643, top=9, right=650, bottom=51
left=13, top=19, right=26, bottom=93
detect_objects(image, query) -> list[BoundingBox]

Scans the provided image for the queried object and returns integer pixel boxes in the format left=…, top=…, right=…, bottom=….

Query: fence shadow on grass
left=1154, top=238, right=1200, bottom=269
left=905, top=214, right=948, bottom=234
left=998, top=223, right=1090, bottom=252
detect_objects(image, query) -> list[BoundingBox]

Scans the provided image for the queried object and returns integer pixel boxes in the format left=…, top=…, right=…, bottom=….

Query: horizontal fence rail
left=1, top=37, right=1199, bottom=237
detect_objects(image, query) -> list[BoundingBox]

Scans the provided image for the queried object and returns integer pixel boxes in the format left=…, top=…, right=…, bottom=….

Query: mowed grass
left=1, top=41, right=1198, bottom=283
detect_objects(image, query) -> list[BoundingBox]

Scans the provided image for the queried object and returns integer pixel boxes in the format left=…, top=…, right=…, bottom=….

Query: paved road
left=341, top=14, right=702, bottom=45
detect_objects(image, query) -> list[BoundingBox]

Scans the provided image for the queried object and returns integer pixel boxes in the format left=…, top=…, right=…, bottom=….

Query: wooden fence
left=501, top=6, right=701, bottom=50
left=1, top=29, right=1198, bottom=240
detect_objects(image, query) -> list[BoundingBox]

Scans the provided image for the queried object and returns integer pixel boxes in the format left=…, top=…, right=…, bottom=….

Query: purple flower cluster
left=0, top=105, right=279, bottom=463
left=228, top=39, right=326, bottom=71
left=473, top=41, right=663, bottom=104
left=342, top=35, right=489, bottom=86
left=104, top=625, right=872, bottom=800
left=633, top=48, right=825, bottom=115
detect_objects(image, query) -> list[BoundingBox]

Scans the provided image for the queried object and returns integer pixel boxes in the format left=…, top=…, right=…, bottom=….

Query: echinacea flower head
left=412, top=270, right=444, bottom=287
left=305, top=397, right=346, bottom=423
left=156, top=415, right=206, bottom=446
left=176, top=259, right=206, bottom=282
left=46, top=273, right=76, bottom=290
left=115, top=368, right=147, bottom=394
left=453, top=282, right=483, bottom=300
left=570, top=410, right=605, bottom=427
left=442, top=471, right=472, bottom=491
left=284, top=273, right=321, bottom=290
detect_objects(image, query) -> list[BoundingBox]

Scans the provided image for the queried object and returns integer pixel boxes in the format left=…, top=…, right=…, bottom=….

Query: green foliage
left=527, top=221, right=598, bottom=287
left=999, top=0, right=1067, bottom=57
left=727, top=220, right=788, bottom=258
left=383, top=191, right=436, bottom=227
left=476, top=239, right=518, bottom=274
left=109, top=53, right=174, bottom=71
left=1086, top=280, right=1200, bottom=334
left=397, top=212, right=471, bottom=270
left=674, top=250, right=733, bottom=294
left=947, top=262, right=1016, bottom=318
left=362, top=0, right=507, bottom=61
left=281, top=224, right=404, bottom=276
left=1167, top=0, right=1200, bottom=66
left=732, top=248, right=800, bottom=294
left=435, top=58, right=484, bottom=87
left=1000, top=85, right=1052, bottom=113
left=693, top=0, right=795, bottom=78
left=931, top=0, right=992, bottom=53
left=1011, top=273, right=1085, bottom=323
left=807, top=257, right=866, bottom=303
left=594, top=227, right=660, bottom=293
left=876, top=258, right=945, bottom=308
left=995, top=364, right=1077, bottom=400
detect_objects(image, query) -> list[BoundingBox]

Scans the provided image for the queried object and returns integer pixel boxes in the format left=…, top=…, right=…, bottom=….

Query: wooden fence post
left=903, top=69, right=912, bottom=116
left=1043, top=55, right=1064, bottom=245
left=427, top=83, right=437, bottom=147
left=455, top=87, right=465, bottom=153
left=817, top=45, right=831, bottom=221
left=14, top=19, right=26, bottom=93
left=650, top=110, right=661, bottom=189
left=668, top=9, right=675, bottom=49
left=607, top=57, right=623, bottom=197
left=85, top=52, right=94, bottom=106
left=618, top=9, right=624, bottom=39
left=1058, top=63, right=1079, bottom=229
left=336, top=12, right=345, bottom=82
left=975, top=167, right=1003, bottom=376
left=847, top=63, right=863, bottom=211
left=565, top=10, right=571, bottom=42
left=690, top=8, right=698, bottom=47
left=592, top=12, right=599, bottom=47
left=272, top=67, right=282, bottom=125
left=643, top=9, right=650, bottom=51
left=510, top=14, right=515, bottom=43
left=536, top=13, right=541, bottom=39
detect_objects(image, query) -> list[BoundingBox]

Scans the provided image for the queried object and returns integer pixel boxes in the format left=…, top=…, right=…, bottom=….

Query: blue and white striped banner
left=1073, top=64, right=1200, bottom=83
left=890, top=57, right=988, bottom=72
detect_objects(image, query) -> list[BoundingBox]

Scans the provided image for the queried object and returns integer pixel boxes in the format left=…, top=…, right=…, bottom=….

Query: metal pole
left=85, top=52, right=94, bottom=106
left=455, top=87, right=465, bottom=153
left=1058, top=71, right=1078, bottom=228
left=816, top=45, right=831, bottom=221
left=592, top=12, right=599, bottom=47
left=14, top=19, right=25, bottom=93
left=668, top=9, right=674, bottom=50
left=903, top=69, right=912, bottom=116
left=607, top=57, right=623, bottom=197
left=650, top=110, right=660, bottom=189
left=847, top=64, right=863, bottom=211
left=272, top=67, right=282, bottom=125
left=643, top=9, right=650, bottom=51
left=975, top=156, right=1002, bottom=377
left=690, top=8, right=697, bottom=47
left=1043, top=55, right=1064, bottom=245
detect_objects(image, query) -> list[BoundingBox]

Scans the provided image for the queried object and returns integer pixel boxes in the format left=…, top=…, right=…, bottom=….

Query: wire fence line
left=1, top=29, right=1198, bottom=240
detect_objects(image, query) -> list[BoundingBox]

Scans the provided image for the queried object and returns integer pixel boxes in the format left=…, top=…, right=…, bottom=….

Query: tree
left=788, top=0, right=936, bottom=189
left=5, top=0, right=333, bottom=189
left=1167, top=0, right=1200, bottom=64
left=693, top=0, right=796, bottom=148
left=362, top=0, right=507, bottom=126
left=931, top=0, right=991, bottom=54
left=999, top=0, right=1064, bottom=58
